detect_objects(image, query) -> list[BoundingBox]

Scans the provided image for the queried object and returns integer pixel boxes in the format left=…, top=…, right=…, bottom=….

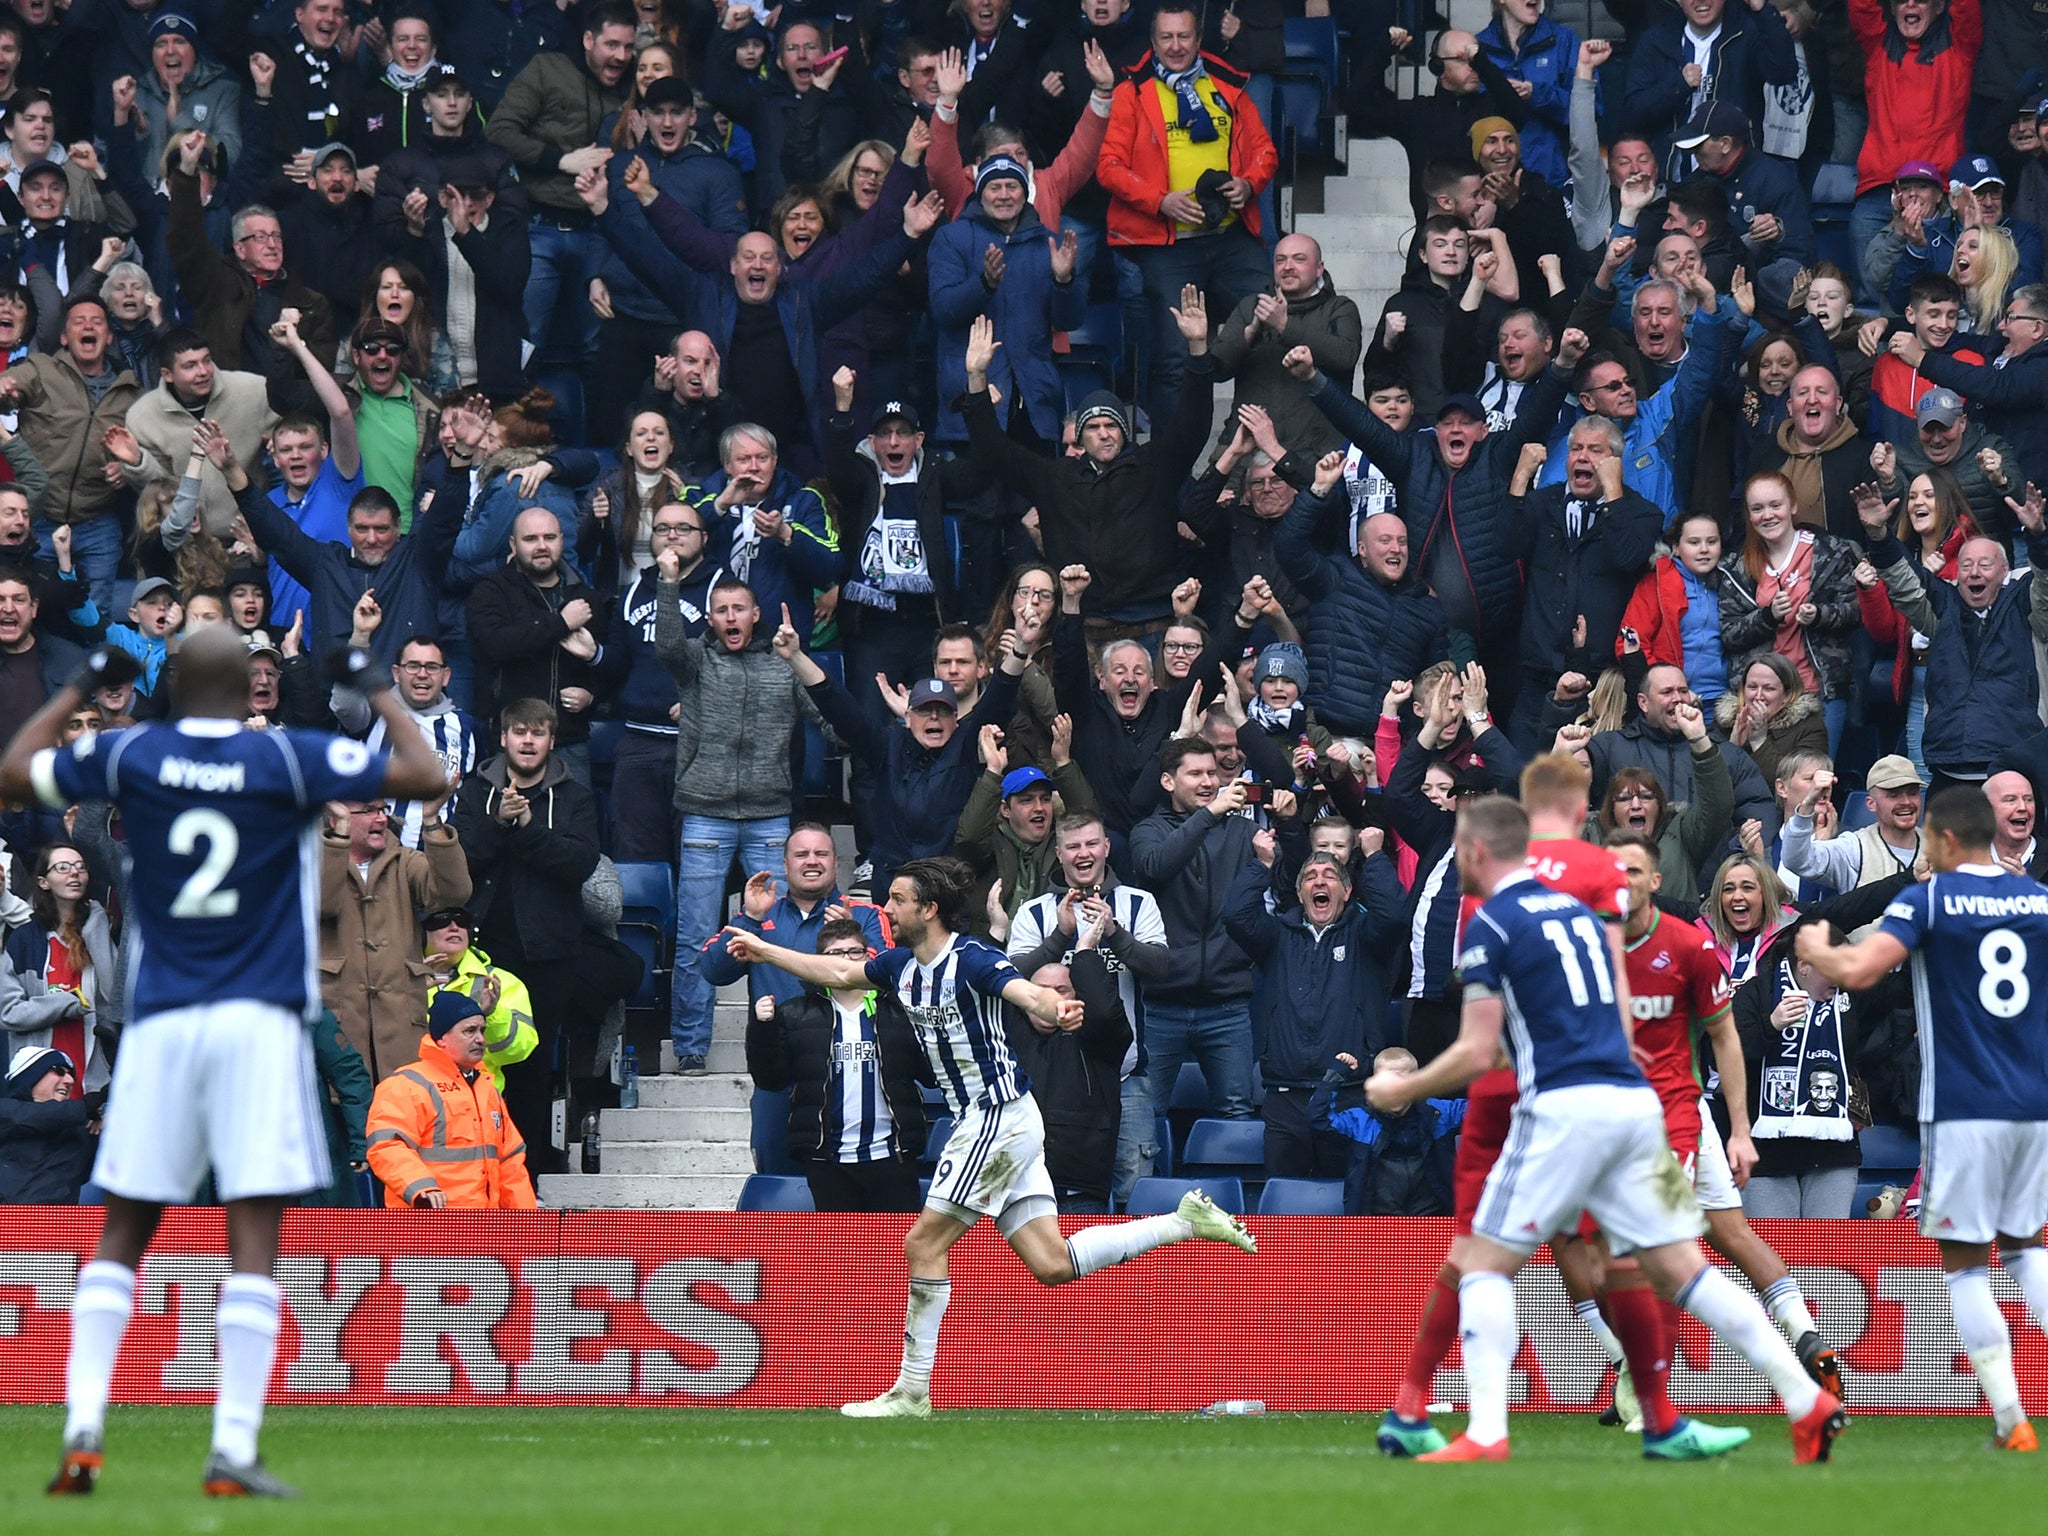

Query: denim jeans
left=1144, top=997, right=1255, bottom=1123
left=36, top=514, right=123, bottom=620
left=1848, top=188, right=1895, bottom=308
left=671, top=813, right=788, bottom=1059
left=525, top=220, right=607, bottom=364
left=1114, top=1070, right=1159, bottom=1204
left=1131, top=229, right=1274, bottom=433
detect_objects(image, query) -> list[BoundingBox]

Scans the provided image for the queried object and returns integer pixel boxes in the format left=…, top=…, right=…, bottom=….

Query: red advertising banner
left=0, top=1211, right=2031, bottom=1412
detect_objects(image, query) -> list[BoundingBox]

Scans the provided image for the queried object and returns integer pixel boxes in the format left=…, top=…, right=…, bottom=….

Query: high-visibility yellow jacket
left=365, top=1037, right=537, bottom=1210
left=424, top=945, right=537, bottom=1091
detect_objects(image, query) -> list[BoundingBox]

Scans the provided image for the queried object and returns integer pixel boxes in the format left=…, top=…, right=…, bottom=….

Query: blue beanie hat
left=427, top=989, right=485, bottom=1041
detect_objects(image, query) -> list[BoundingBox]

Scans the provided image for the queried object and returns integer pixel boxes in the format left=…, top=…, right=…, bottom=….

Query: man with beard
left=258, top=141, right=377, bottom=320
left=1211, top=235, right=1363, bottom=460
left=466, top=508, right=608, bottom=769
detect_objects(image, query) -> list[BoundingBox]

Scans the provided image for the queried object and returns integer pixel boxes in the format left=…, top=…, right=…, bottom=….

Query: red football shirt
left=1623, top=908, right=1733, bottom=1119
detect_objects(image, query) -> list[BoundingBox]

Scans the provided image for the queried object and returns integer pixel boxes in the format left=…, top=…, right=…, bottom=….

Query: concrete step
left=1315, top=180, right=1412, bottom=224
left=602, top=1106, right=751, bottom=1142
left=638, top=1073, right=753, bottom=1108
left=659, top=1039, right=748, bottom=1075
left=601, top=1139, right=756, bottom=1175
left=1342, top=135, right=1410, bottom=180
left=537, top=1172, right=748, bottom=1209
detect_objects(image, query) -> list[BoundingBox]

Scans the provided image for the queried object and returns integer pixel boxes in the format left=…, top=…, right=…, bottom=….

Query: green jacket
left=954, top=756, right=1099, bottom=936
left=305, top=1009, right=373, bottom=1207
left=484, top=50, right=628, bottom=215
left=425, top=944, right=538, bottom=1091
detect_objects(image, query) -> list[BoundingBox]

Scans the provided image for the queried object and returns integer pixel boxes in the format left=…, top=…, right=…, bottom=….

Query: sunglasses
left=357, top=340, right=402, bottom=358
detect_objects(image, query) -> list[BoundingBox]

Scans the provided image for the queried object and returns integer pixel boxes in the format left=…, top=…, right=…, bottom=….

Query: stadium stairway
left=537, top=980, right=755, bottom=1210
left=1293, top=133, right=1411, bottom=339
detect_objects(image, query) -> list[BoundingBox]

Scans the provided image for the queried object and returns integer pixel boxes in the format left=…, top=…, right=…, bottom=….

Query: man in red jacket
left=1098, top=1, right=1276, bottom=429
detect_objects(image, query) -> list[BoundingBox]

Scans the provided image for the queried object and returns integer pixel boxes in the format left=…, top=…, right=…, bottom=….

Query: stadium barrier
left=0, top=1210, right=2031, bottom=1412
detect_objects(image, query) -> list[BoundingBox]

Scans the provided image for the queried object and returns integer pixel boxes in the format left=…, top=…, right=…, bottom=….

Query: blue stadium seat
left=1258, top=1177, right=1345, bottom=1215
left=1278, top=77, right=1325, bottom=158
left=736, top=1174, right=814, bottom=1211
left=588, top=719, right=625, bottom=773
left=1057, top=354, right=1115, bottom=411
left=1852, top=1176, right=1894, bottom=1218
left=923, top=1115, right=956, bottom=1165
left=615, top=861, right=676, bottom=1011
left=1859, top=1123, right=1920, bottom=1174
left=1170, top=1062, right=1211, bottom=1109
left=1124, top=1175, right=1245, bottom=1215
left=1837, top=791, right=1877, bottom=832
left=751, top=1087, right=798, bottom=1176
left=1154, top=1114, right=1174, bottom=1183
left=919, top=1082, right=948, bottom=1108
left=1180, top=1117, right=1266, bottom=1180
left=1283, top=16, right=1340, bottom=105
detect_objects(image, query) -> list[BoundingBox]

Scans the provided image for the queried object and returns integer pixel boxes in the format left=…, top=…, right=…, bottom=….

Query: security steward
left=366, top=991, right=537, bottom=1209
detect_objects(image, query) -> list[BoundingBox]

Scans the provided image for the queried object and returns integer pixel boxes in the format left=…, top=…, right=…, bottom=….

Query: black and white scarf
left=1752, top=955, right=1854, bottom=1143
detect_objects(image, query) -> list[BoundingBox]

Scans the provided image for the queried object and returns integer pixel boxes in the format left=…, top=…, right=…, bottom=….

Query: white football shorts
left=1919, top=1119, right=2048, bottom=1246
left=1693, top=1095, right=1745, bottom=1212
left=927, top=1095, right=1057, bottom=1236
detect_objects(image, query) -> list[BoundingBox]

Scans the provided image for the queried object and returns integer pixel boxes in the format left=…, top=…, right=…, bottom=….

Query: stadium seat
left=1180, top=1118, right=1266, bottom=1181
left=923, top=1115, right=956, bottom=1165
left=1837, top=792, right=1876, bottom=832
left=615, top=862, right=676, bottom=1011
left=1154, top=1114, right=1174, bottom=1182
left=736, top=1174, right=814, bottom=1212
left=919, top=1082, right=948, bottom=1108
left=1167, top=1061, right=1212, bottom=1153
left=751, top=1087, right=798, bottom=1176
left=1277, top=76, right=1325, bottom=158
left=1283, top=16, right=1340, bottom=105
left=1852, top=1176, right=1894, bottom=1219
left=1257, top=1177, right=1345, bottom=1215
left=587, top=718, right=625, bottom=773
left=1124, top=1175, right=1245, bottom=1215
left=1859, top=1123, right=1920, bottom=1174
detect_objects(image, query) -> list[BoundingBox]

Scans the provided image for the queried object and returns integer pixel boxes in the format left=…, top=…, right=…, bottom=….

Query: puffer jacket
left=4, top=350, right=143, bottom=522
left=319, top=820, right=473, bottom=1084
left=1128, top=801, right=1261, bottom=1004
left=1008, top=948, right=1131, bottom=1207
left=0, top=1054, right=94, bottom=1205
left=745, top=983, right=928, bottom=1164
left=1475, top=13, right=1582, bottom=195
left=1307, top=361, right=1569, bottom=648
left=484, top=49, right=629, bottom=215
left=656, top=597, right=822, bottom=822
left=595, top=133, right=749, bottom=326
left=1714, top=533, right=1861, bottom=702
left=366, top=1036, right=537, bottom=1209
left=1274, top=482, right=1449, bottom=735
left=930, top=200, right=1087, bottom=443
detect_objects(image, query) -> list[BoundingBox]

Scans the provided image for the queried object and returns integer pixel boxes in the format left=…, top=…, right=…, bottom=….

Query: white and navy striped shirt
left=824, top=994, right=897, bottom=1161
left=867, top=935, right=1027, bottom=1117
left=368, top=704, right=477, bottom=848
left=1006, top=883, right=1166, bottom=1079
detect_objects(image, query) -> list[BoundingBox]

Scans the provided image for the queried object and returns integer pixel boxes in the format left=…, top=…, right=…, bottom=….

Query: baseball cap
left=422, top=64, right=471, bottom=95
left=353, top=318, right=407, bottom=352
left=904, top=678, right=957, bottom=713
left=1951, top=153, right=2004, bottom=190
left=1916, top=387, right=1966, bottom=429
left=1894, top=158, right=1943, bottom=185
left=243, top=630, right=282, bottom=663
left=1001, top=765, right=1052, bottom=799
left=1436, top=391, right=1488, bottom=424
left=1674, top=100, right=1748, bottom=149
left=17, top=158, right=63, bottom=184
left=641, top=76, right=691, bottom=111
left=129, top=576, right=175, bottom=605
left=872, top=399, right=922, bottom=434
left=310, top=141, right=357, bottom=170
left=1865, top=754, right=1926, bottom=792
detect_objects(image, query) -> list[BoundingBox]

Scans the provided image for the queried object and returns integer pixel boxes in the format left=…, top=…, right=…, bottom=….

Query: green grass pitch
left=0, top=1406, right=2026, bottom=1534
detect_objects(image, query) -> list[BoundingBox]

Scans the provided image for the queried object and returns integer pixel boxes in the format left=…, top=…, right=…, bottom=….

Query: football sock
left=1676, top=1264, right=1821, bottom=1420
left=1575, top=1297, right=1627, bottom=1368
left=63, top=1260, right=136, bottom=1442
left=1603, top=1283, right=1679, bottom=1436
left=1998, top=1245, right=2048, bottom=1335
left=1947, top=1266, right=2026, bottom=1435
left=1065, top=1213, right=1194, bottom=1278
left=1395, top=1268, right=1461, bottom=1419
left=894, top=1277, right=950, bottom=1396
left=1456, top=1271, right=1517, bottom=1446
left=212, top=1274, right=281, bottom=1464
left=1761, top=1276, right=1820, bottom=1344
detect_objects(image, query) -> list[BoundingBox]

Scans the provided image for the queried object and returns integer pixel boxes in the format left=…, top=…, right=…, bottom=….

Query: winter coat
left=465, top=562, right=612, bottom=745
left=685, top=465, right=841, bottom=649
left=1307, top=359, right=1570, bottom=647
left=237, top=478, right=463, bottom=667
left=656, top=615, right=822, bottom=823
left=1892, top=422, right=2024, bottom=552
left=1750, top=419, right=1877, bottom=542
left=1222, top=852, right=1405, bottom=1087
left=164, top=165, right=335, bottom=382
left=807, top=666, right=1021, bottom=893
left=1714, top=534, right=1862, bottom=702
left=954, top=758, right=1099, bottom=933
left=1098, top=51, right=1278, bottom=247
left=595, top=134, right=749, bottom=326
left=1210, top=279, right=1365, bottom=460
left=484, top=49, right=629, bottom=216
left=1367, top=273, right=1460, bottom=422
left=1009, top=948, right=1131, bottom=1206
left=929, top=201, right=1086, bottom=442
left=1274, top=483, right=1450, bottom=735
left=961, top=357, right=1216, bottom=620
left=423, top=944, right=538, bottom=1094
left=1919, top=344, right=2048, bottom=509
left=0, top=906, right=117, bottom=1091
left=1624, top=2, right=1801, bottom=180
left=121, top=371, right=279, bottom=538
left=1594, top=738, right=1737, bottom=902
left=450, top=753, right=603, bottom=966
left=319, top=820, right=473, bottom=1084
left=746, top=983, right=928, bottom=1164
left=1715, top=690, right=1830, bottom=792
left=366, top=1036, right=537, bottom=1209
left=1128, top=802, right=1261, bottom=1004
left=824, top=418, right=982, bottom=629
left=1333, top=1095, right=1462, bottom=1216
left=1507, top=481, right=1665, bottom=683
left=0, top=1064, right=93, bottom=1204
left=1476, top=14, right=1582, bottom=191
left=1870, top=526, right=2048, bottom=771
left=1849, top=0, right=1981, bottom=197
left=3, top=349, right=142, bottom=522
left=591, top=558, right=719, bottom=735
left=131, top=54, right=243, bottom=180
left=700, top=35, right=864, bottom=216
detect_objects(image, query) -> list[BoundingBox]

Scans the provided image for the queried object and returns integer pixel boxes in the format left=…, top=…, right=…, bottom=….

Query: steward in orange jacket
left=366, top=992, right=537, bottom=1210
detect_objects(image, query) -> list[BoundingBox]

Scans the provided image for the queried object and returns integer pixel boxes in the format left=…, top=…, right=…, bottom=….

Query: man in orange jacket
left=365, top=992, right=537, bottom=1210
left=1097, top=1, right=1277, bottom=429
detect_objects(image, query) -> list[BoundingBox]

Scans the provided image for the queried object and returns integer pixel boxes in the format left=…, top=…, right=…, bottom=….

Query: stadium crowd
left=0, top=0, right=2040, bottom=1219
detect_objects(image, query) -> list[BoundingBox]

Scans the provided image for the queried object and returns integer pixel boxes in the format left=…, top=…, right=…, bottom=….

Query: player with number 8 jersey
left=3, top=633, right=451, bottom=1499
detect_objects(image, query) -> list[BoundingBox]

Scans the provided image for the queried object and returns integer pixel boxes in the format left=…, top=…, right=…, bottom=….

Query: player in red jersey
left=1379, top=752, right=1645, bottom=1456
left=1607, top=832, right=1844, bottom=1406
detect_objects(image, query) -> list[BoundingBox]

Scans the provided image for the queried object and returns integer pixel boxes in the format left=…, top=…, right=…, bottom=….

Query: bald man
left=633, top=328, right=741, bottom=477
left=1212, top=232, right=1363, bottom=458
left=1985, top=771, right=2048, bottom=878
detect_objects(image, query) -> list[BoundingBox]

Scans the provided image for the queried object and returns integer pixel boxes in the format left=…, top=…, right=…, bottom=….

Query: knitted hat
left=1255, top=641, right=1309, bottom=692
left=427, top=989, right=485, bottom=1041
left=974, top=154, right=1029, bottom=200
left=1467, top=115, right=1516, bottom=159
left=1074, top=390, right=1129, bottom=440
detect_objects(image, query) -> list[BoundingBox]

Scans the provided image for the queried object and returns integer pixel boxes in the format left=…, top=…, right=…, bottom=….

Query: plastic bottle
left=1200, top=1400, right=1266, bottom=1416
left=620, top=1045, right=640, bottom=1110
left=580, top=1111, right=601, bottom=1174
